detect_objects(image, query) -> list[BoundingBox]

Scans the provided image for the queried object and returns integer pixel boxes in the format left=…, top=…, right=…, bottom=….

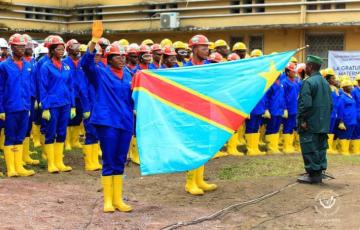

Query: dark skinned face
left=305, top=63, right=312, bottom=76
left=235, top=50, right=246, bottom=59
left=1, top=47, right=9, bottom=58
left=25, top=48, right=33, bottom=57
left=216, top=46, right=229, bottom=57
left=193, top=45, right=209, bottom=61
left=53, top=45, right=65, bottom=60
left=108, top=54, right=126, bottom=70
left=68, top=45, right=80, bottom=59
left=139, top=53, right=152, bottom=65
left=343, top=85, right=353, bottom=94
left=163, top=55, right=177, bottom=68
left=11, top=45, right=25, bottom=59
left=327, top=75, right=336, bottom=86
left=127, top=53, right=138, bottom=65
left=152, top=50, right=162, bottom=63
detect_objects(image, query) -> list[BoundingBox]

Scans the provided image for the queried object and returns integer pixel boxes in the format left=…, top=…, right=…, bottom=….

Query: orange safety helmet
left=208, top=52, right=223, bottom=63
left=98, top=37, right=110, bottom=47
left=65, top=39, right=79, bottom=52
left=162, top=45, right=177, bottom=56
left=151, top=44, right=162, bottom=53
left=46, top=35, right=65, bottom=48
left=8, top=33, right=27, bottom=46
left=188, top=34, right=210, bottom=48
left=296, top=63, right=306, bottom=75
left=126, top=44, right=139, bottom=55
left=138, top=44, right=151, bottom=54
left=227, top=53, right=240, bottom=61
left=286, top=62, right=296, bottom=72
left=104, top=44, right=126, bottom=57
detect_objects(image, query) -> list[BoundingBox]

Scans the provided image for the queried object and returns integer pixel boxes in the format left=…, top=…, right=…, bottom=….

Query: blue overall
left=36, top=55, right=50, bottom=133
left=82, top=51, right=134, bottom=176
left=39, top=59, right=75, bottom=144
left=282, top=77, right=300, bottom=134
left=0, top=58, right=32, bottom=145
left=265, top=81, right=285, bottom=135
left=184, top=59, right=210, bottom=67
left=351, top=86, right=360, bottom=139
left=337, top=93, right=357, bottom=140
left=329, top=85, right=340, bottom=134
left=25, top=57, right=37, bottom=137
left=246, top=97, right=266, bottom=133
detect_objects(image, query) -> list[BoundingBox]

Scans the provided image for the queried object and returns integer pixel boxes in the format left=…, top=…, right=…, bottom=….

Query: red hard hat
left=46, top=35, right=65, bottom=47
left=227, top=53, right=240, bottom=61
left=104, top=44, right=127, bottom=57
left=162, top=45, right=176, bottom=56
left=188, top=34, right=210, bottom=48
left=151, top=44, right=162, bottom=52
left=65, top=39, right=79, bottom=52
left=98, top=37, right=110, bottom=47
left=8, top=33, right=27, bottom=46
left=286, top=62, right=296, bottom=72
left=126, top=44, right=139, bottom=54
left=138, top=44, right=151, bottom=54
left=296, top=63, right=306, bottom=74
left=208, top=52, right=223, bottom=63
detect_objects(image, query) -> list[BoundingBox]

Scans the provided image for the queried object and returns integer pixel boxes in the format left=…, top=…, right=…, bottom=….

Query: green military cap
left=306, top=55, right=323, bottom=65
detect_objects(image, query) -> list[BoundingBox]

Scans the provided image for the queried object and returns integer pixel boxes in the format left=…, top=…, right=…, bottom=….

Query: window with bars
left=25, top=7, right=54, bottom=20
left=77, top=8, right=103, bottom=21
left=147, top=3, right=178, bottom=17
left=305, top=33, right=344, bottom=67
left=306, top=0, right=347, bottom=10
left=230, top=0, right=265, bottom=14
left=249, top=35, right=263, bottom=51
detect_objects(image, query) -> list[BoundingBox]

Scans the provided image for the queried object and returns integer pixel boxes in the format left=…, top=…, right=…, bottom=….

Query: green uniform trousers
left=300, top=132, right=328, bottom=173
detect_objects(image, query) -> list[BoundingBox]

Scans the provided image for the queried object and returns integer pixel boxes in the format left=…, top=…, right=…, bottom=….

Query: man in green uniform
left=297, top=55, right=332, bottom=184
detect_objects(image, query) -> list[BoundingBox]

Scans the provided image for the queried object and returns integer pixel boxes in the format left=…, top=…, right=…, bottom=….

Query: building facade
left=1, top=0, right=360, bottom=64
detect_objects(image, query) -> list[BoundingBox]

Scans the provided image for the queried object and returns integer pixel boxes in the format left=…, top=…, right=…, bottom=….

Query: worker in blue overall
left=183, top=34, right=217, bottom=196
left=160, top=46, right=179, bottom=68
left=337, top=79, right=357, bottom=155
left=134, top=44, right=155, bottom=72
left=124, top=44, right=139, bottom=76
left=81, top=21, right=133, bottom=213
left=149, top=44, right=162, bottom=69
left=351, top=76, right=360, bottom=154
left=282, top=62, right=300, bottom=154
left=39, top=35, right=76, bottom=173
left=173, top=41, right=189, bottom=67
left=0, top=33, right=35, bottom=177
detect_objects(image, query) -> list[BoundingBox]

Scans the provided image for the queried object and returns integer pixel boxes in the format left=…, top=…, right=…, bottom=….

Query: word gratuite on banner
left=328, top=51, right=360, bottom=79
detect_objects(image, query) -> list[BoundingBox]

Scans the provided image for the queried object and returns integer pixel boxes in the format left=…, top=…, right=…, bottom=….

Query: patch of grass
left=217, top=154, right=360, bottom=180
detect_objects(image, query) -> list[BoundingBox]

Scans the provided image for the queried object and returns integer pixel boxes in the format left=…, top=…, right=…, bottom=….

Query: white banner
left=328, top=51, right=360, bottom=79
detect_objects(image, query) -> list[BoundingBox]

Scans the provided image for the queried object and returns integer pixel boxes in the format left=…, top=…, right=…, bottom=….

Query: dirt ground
left=1, top=151, right=360, bottom=230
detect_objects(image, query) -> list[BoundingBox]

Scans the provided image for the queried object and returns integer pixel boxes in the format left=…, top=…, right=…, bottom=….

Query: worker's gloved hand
left=247, top=114, right=251, bottom=120
left=338, top=122, right=346, bottom=130
left=34, top=100, right=39, bottom=109
left=91, top=20, right=103, bottom=43
left=262, top=110, right=271, bottom=119
left=0, top=113, right=5, bottom=121
left=42, top=110, right=51, bottom=121
left=282, top=109, right=288, bottom=119
left=70, top=108, right=76, bottom=119
left=83, top=112, right=90, bottom=119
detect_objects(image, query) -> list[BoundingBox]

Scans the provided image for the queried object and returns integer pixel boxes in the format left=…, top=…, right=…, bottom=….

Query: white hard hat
left=34, top=43, right=49, bottom=59
left=0, top=38, right=9, bottom=49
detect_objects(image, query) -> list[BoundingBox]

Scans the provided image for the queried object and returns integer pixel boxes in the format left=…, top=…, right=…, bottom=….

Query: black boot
left=297, top=171, right=322, bottom=184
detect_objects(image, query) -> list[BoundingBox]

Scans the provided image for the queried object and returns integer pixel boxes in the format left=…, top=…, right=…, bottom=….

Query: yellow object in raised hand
left=91, top=20, right=103, bottom=43
left=42, top=110, right=51, bottom=121
left=0, top=113, right=5, bottom=121
left=338, top=122, right=346, bottom=130
left=83, top=112, right=90, bottom=119
left=282, top=109, right=288, bottom=119
left=262, top=110, right=271, bottom=119
left=70, top=108, right=76, bottom=119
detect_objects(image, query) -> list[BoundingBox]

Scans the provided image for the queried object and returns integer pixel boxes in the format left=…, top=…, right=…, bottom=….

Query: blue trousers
left=329, top=117, right=337, bottom=134
left=338, top=125, right=356, bottom=140
left=84, top=118, right=98, bottom=144
left=282, top=114, right=297, bottom=134
left=245, top=114, right=262, bottom=133
left=352, top=121, right=360, bottom=139
left=44, top=105, right=70, bottom=144
left=68, top=98, right=83, bottom=127
left=96, top=125, right=132, bottom=176
left=265, top=115, right=282, bottom=135
left=26, top=97, right=36, bottom=137
left=5, top=110, right=29, bottom=146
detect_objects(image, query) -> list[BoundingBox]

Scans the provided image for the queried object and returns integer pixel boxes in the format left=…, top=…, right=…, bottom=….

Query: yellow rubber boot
left=14, top=145, right=35, bottom=176
left=92, top=143, right=102, bottom=170
left=327, top=134, right=337, bottom=154
left=245, top=133, right=265, bottom=156
left=131, top=137, right=140, bottom=164
left=54, top=142, right=72, bottom=172
left=0, top=129, right=5, bottom=151
left=101, top=176, right=115, bottom=213
left=283, top=134, right=295, bottom=154
left=4, top=145, right=18, bottom=177
left=350, top=139, right=360, bottom=155
left=339, top=139, right=350, bottom=155
left=71, top=126, right=82, bottom=149
left=227, top=134, right=244, bottom=156
left=65, top=127, right=72, bottom=151
left=83, top=144, right=97, bottom=171
left=266, top=133, right=282, bottom=154
left=23, top=137, right=39, bottom=165
left=293, top=132, right=300, bottom=152
left=259, top=125, right=266, bottom=147
left=44, top=144, right=59, bottom=173
left=237, top=125, right=246, bottom=146
left=185, top=170, right=204, bottom=195
left=40, top=135, right=47, bottom=160
left=195, top=165, right=217, bottom=192
left=113, top=175, right=133, bottom=212
left=32, top=124, right=42, bottom=148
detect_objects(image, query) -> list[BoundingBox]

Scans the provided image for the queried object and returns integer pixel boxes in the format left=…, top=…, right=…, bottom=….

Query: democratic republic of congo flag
left=132, top=50, right=297, bottom=176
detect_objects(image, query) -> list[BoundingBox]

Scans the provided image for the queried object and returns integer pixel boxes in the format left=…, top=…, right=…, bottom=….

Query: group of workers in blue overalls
left=1, top=19, right=360, bottom=213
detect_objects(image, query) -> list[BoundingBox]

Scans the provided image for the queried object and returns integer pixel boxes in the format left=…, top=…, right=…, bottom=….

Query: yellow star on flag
left=259, top=61, right=282, bottom=92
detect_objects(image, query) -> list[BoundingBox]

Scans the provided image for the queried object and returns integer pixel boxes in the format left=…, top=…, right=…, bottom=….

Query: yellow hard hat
left=356, top=74, right=360, bottom=81
left=341, top=79, right=353, bottom=88
left=232, top=42, right=247, bottom=51
left=79, top=44, right=87, bottom=52
left=141, top=39, right=154, bottom=46
left=208, top=42, right=215, bottom=50
left=173, top=41, right=186, bottom=49
left=250, top=49, right=263, bottom=57
left=325, top=68, right=336, bottom=76
left=214, top=39, right=228, bottom=48
left=320, top=69, right=326, bottom=77
left=290, top=56, right=298, bottom=64
left=353, top=80, right=358, bottom=86
left=160, top=38, right=173, bottom=48
left=118, top=39, right=129, bottom=46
